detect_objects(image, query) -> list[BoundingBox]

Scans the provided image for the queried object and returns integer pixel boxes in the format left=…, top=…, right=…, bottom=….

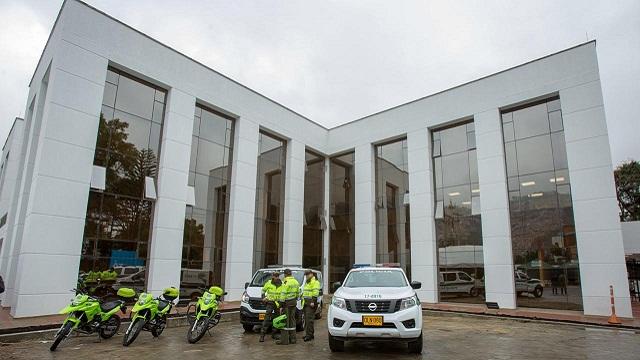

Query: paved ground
left=3, top=312, right=639, bottom=359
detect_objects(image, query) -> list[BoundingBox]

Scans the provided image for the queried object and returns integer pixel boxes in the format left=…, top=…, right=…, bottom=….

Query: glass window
left=515, top=135, right=554, bottom=175
left=80, top=68, right=166, bottom=296
left=432, top=121, right=484, bottom=304
left=512, top=102, right=550, bottom=139
left=502, top=97, right=582, bottom=311
left=329, top=152, right=355, bottom=287
left=303, top=150, right=325, bottom=271
left=181, top=104, right=234, bottom=297
left=375, top=139, right=411, bottom=278
left=253, top=132, right=286, bottom=271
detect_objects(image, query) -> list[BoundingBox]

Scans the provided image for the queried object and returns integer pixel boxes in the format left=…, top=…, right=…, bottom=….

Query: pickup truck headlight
left=241, top=291, right=250, bottom=303
left=331, top=296, right=347, bottom=310
left=399, top=295, right=418, bottom=310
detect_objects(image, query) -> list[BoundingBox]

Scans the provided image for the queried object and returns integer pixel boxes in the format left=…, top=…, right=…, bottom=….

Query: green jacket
left=262, top=280, right=281, bottom=304
left=280, top=276, right=300, bottom=301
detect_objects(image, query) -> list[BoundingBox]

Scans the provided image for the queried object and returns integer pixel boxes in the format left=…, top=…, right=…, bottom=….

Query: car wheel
left=533, top=286, right=543, bottom=298
left=469, top=287, right=479, bottom=297
left=328, top=333, right=344, bottom=352
left=408, top=332, right=423, bottom=354
left=242, top=324, right=254, bottom=332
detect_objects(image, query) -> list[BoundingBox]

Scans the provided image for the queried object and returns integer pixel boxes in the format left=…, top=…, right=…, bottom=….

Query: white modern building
left=0, top=0, right=632, bottom=319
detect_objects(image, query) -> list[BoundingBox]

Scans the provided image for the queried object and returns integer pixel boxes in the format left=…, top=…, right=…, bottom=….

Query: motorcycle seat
left=100, top=300, right=122, bottom=312
left=158, top=299, right=171, bottom=311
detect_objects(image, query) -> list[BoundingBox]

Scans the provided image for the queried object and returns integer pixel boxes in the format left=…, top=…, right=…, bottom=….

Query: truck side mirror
left=332, top=281, right=341, bottom=292
left=410, top=281, right=422, bottom=290
left=244, top=282, right=249, bottom=289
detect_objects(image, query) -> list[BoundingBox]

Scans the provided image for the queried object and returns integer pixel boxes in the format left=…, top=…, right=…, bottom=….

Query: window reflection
left=432, top=121, right=484, bottom=304
left=253, top=132, right=286, bottom=270
left=375, top=139, right=411, bottom=277
left=181, top=104, right=234, bottom=300
left=502, top=97, right=582, bottom=310
left=329, top=152, right=355, bottom=287
left=303, top=151, right=325, bottom=271
left=79, top=68, right=165, bottom=297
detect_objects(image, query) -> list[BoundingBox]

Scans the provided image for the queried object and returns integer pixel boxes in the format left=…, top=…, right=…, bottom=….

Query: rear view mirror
left=410, top=281, right=422, bottom=290
left=332, top=281, right=342, bottom=292
left=244, top=282, right=249, bottom=289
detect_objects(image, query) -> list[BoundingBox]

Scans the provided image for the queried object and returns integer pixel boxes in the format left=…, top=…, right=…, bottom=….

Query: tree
left=614, top=160, right=640, bottom=221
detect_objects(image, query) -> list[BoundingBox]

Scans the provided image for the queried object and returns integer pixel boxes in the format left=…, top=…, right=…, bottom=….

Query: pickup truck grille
left=346, top=300, right=400, bottom=313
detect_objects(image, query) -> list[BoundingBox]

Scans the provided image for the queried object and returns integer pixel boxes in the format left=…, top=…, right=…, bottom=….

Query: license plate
left=258, top=313, right=265, bottom=320
left=362, top=315, right=383, bottom=326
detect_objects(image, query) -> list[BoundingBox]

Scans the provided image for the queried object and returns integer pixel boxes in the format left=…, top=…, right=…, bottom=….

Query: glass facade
left=502, top=97, right=582, bottom=310
left=303, top=150, right=325, bottom=271
left=181, top=105, right=234, bottom=300
left=432, top=122, right=484, bottom=304
left=329, top=152, right=355, bottom=286
left=253, top=131, right=286, bottom=270
left=80, top=68, right=166, bottom=295
left=375, top=139, right=411, bottom=277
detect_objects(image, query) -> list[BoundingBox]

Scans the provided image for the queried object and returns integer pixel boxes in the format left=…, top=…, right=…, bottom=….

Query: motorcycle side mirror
left=244, top=282, right=249, bottom=289
left=332, top=282, right=341, bottom=292
left=223, top=292, right=228, bottom=296
left=410, top=281, right=422, bottom=290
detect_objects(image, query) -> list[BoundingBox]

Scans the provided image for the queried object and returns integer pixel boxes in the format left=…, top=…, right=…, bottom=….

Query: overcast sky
left=0, top=0, right=638, bottom=165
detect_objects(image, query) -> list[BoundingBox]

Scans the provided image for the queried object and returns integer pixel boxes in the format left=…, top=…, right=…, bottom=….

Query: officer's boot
left=259, top=334, right=265, bottom=342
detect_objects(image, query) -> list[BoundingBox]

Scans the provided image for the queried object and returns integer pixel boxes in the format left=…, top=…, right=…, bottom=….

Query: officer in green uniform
left=276, top=269, right=300, bottom=345
left=260, top=272, right=281, bottom=342
left=302, top=270, right=321, bottom=342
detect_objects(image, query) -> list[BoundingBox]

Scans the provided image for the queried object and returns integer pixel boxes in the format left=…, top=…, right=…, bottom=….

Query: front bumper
left=328, top=304, right=422, bottom=340
left=240, top=303, right=267, bottom=325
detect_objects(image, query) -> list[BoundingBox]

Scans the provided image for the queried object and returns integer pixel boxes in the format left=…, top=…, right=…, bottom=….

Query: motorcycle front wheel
left=99, top=314, right=121, bottom=339
left=187, top=317, right=210, bottom=344
left=50, top=321, right=73, bottom=351
left=122, top=318, right=145, bottom=346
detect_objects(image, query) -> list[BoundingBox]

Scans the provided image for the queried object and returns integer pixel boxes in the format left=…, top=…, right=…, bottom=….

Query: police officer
left=302, top=270, right=321, bottom=342
left=276, top=268, right=299, bottom=345
left=260, top=272, right=281, bottom=342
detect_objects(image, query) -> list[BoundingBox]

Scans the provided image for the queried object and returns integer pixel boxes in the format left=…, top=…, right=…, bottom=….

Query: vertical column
left=282, top=140, right=305, bottom=265
left=322, top=158, right=331, bottom=290
left=475, top=109, right=516, bottom=309
left=224, top=118, right=260, bottom=300
left=354, top=144, right=376, bottom=264
left=561, top=80, right=632, bottom=317
left=146, top=89, right=195, bottom=296
left=407, top=129, right=438, bottom=303
left=11, top=43, right=107, bottom=317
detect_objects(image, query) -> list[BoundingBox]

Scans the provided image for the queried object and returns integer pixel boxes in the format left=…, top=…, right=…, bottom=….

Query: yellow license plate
left=259, top=313, right=265, bottom=320
left=362, top=315, right=383, bottom=326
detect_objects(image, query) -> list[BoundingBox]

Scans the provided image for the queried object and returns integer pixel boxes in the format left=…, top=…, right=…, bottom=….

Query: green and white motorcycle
left=186, top=286, right=226, bottom=343
left=122, top=287, right=179, bottom=346
left=50, top=287, right=135, bottom=351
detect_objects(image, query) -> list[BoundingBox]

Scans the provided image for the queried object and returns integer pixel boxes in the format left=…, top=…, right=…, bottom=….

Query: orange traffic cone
left=607, top=285, right=622, bottom=325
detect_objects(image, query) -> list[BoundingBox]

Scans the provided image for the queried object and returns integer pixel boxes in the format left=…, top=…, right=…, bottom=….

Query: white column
left=322, top=158, right=331, bottom=290
left=11, top=42, right=107, bottom=317
left=146, top=89, right=195, bottom=296
left=475, top=109, right=517, bottom=309
left=354, top=144, right=376, bottom=264
left=407, top=129, right=439, bottom=303
left=224, top=118, right=260, bottom=300
left=282, top=139, right=305, bottom=265
left=561, top=80, right=632, bottom=318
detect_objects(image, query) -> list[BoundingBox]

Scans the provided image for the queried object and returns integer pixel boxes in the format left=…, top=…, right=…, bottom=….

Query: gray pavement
left=3, top=312, right=640, bottom=359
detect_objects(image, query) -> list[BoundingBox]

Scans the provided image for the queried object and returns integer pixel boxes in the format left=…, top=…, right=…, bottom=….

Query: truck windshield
left=343, top=270, right=407, bottom=288
left=250, top=270, right=305, bottom=287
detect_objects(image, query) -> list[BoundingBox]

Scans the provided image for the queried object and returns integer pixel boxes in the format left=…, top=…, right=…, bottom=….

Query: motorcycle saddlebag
left=162, top=287, right=179, bottom=301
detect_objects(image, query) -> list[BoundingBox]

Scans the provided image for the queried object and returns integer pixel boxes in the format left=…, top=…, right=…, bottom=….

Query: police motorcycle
left=186, top=286, right=227, bottom=343
left=50, top=287, right=135, bottom=351
left=122, top=287, right=179, bottom=346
